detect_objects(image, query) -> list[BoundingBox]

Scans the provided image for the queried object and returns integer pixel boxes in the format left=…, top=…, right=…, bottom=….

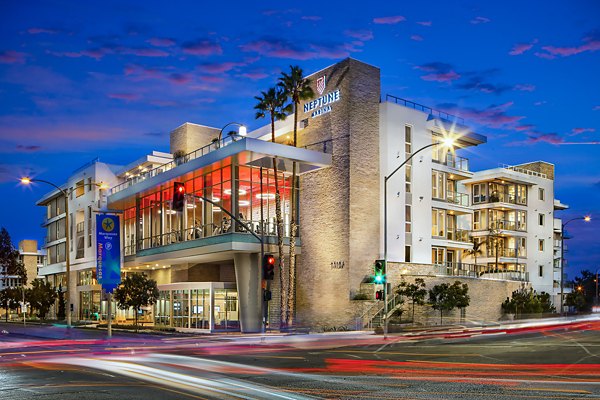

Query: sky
left=1, top=0, right=599, bottom=278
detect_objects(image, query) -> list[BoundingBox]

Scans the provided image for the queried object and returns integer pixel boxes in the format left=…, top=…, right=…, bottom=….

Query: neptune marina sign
left=303, top=75, right=341, bottom=118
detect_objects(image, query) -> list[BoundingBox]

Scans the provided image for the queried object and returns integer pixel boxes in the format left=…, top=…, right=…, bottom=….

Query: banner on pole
left=96, top=214, right=121, bottom=293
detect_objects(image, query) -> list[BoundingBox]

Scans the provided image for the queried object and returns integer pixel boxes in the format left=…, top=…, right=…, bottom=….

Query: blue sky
left=1, top=0, right=598, bottom=278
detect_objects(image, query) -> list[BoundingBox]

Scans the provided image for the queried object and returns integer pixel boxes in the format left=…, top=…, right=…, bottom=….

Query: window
left=75, top=180, right=85, bottom=197
left=432, top=171, right=445, bottom=199
left=405, top=164, right=411, bottom=193
left=87, top=177, right=92, bottom=193
left=473, top=183, right=487, bottom=204
left=518, top=238, right=526, bottom=256
left=538, top=239, right=544, bottom=251
left=432, top=247, right=445, bottom=265
left=539, top=265, right=544, bottom=277
left=473, top=211, right=481, bottom=230
left=539, top=213, right=545, bottom=226
left=539, top=188, right=545, bottom=201
left=87, top=206, right=93, bottom=247
left=405, top=205, right=411, bottom=233
left=405, top=126, right=412, bottom=193
left=432, top=209, right=446, bottom=237
left=405, top=125, right=412, bottom=153
left=405, top=245, right=411, bottom=262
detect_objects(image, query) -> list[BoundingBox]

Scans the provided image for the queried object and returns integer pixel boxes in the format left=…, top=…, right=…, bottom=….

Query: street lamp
left=383, top=136, right=456, bottom=339
left=560, top=215, right=591, bottom=316
left=216, top=122, right=247, bottom=148
left=20, top=177, right=108, bottom=327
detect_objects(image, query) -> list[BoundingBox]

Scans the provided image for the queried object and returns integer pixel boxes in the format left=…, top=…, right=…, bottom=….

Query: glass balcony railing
left=446, top=229, right=470, bottom=242
left=487, top=247, right=527, bottom=258
left=446, top=192, right=469, bottom=207
left=490, top=219, right=527, bottom=232
left=434, top=262, right=529, bottom=282
left=433, top=153, right=470, bottom=171
left=473, top=192, right=527, bottom=205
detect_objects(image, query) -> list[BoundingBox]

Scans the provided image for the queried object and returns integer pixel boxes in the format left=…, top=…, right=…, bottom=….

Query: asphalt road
left=1, top=321, right=599, bottom=399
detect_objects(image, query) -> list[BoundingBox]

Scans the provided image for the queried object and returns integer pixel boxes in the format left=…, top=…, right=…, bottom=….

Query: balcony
left=486, top=247, right=527, bottom=258
left=446, top=192, right=469, bottom=207
left=433, top=153, right=470, bottom=172
left=473, top=192, right=527, bottom=206
left=490, top=219, right=527, bottom=232
left=446, top=228, right=470, bottom=242
left=435, top=262, right=529, bottom=282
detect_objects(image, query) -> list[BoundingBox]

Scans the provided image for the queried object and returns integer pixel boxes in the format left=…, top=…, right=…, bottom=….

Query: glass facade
left=124, top=163, right=296, bottom=255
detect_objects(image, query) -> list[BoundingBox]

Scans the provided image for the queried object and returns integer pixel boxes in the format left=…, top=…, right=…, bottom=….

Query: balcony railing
left=434, top=262, right=529, bottom=282
left=487, top=247, right=527, bottom=258
left=490, top=219, right=527, bottom=232
left=446, top=228, right=470, bottom=242
left=446, top=192, right=469, bottom=207
left=126, top=219, right=293, bottom=256
left=473, top=192, right=527, bottom=206
left=385, top=94, right=465, bottom=124
left=433, top=153, right=470, bottom=172
left=110, top=134, right=245, bottom=195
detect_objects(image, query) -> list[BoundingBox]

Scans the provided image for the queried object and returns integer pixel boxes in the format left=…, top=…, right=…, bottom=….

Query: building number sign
left=331, top=261, right=345, bottom=269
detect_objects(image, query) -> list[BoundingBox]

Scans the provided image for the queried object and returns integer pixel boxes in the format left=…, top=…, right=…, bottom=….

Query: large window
left=405, top=126, right=412, bottom=193
left=473, top=183, right=487, bottom=204
left=432, top=171, right=445, bottom=200
left=405, top=205, right=411, bottom=233
left=432, top=247, right=445, bottom=265
left=432, top=209, right=446, bottom=237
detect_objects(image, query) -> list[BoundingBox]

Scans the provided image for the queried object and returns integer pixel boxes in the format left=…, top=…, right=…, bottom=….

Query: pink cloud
left=417, top=21, right=432, bottom=27
left=107, top=92, right=141, bottom=101
left=415, top=62, right=461, bottom=83
left=16, top=144, right=41, bottom=152
left=534, top=52, right=555, bottom=60
left=182, top=40, right=223, bottom=56
left=373, top=15, right=406, bottom=24
left=470, top=16, right=490, bottom=24
left=571, top=127, right=596, bottom=135
left=147, top=37, right=176, bottom=47
left=509, top=39, right=538, bottom=55
left=117, top=47, right=169, bottom=57
left=421, top=71, right=460, bottom=82
left=439, top=102, right=524, bottom=129
left=0, top=50, right=27, bottom=64
left=513, top=84, right=536, bottom=92
left=344, top=29, right=374, bottom=41
left=27, top=27, right=59, bottom=35
left=197, top=75, right=225, bottom=83
left=515, top=124, right=535, bottom=131
left=240, top=71, right=269, bottom=80
left=537, top=32, right=600, bottom=58
left=168, top=73, right=192, bottom=84
left=198, top=61, right=244, bottom=74
left=526, top=133, right=564, bottom=145
left=301, top=16, right=322, bottom=21
left=410, top=35, right=424, bottom=42
left=240, top=39, right=354, bottom=60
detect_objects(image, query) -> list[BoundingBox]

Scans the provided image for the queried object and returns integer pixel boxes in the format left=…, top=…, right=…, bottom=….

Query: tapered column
left=233, top=253, right=261, bottom=333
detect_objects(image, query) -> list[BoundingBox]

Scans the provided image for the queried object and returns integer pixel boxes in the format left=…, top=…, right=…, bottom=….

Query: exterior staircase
left=362, top=291, right=404, bottom=330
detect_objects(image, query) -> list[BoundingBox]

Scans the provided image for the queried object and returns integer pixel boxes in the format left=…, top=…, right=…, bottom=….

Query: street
left=1, top=320, right=600, bottom=399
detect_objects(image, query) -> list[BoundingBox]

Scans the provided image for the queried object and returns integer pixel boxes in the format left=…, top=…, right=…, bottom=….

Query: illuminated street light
left=216, top=122, right=247, bottom=148
left=560, top=215, right=591, bottom=316
left=20, top=176, right=109, bottom=327
left=383, top=135, right=457, bottom=339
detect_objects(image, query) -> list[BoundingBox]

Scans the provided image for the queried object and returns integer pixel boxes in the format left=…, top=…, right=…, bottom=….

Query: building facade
left=37, top=58, right=568, bottom=331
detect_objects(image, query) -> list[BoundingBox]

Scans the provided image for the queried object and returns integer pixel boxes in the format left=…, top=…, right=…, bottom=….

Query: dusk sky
left=1, top=1, right=598, bottom=278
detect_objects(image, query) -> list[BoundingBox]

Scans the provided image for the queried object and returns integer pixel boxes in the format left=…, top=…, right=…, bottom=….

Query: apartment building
left=35, top=58, right=568, bottom=330
left=0, top=239, right=45, bottom=290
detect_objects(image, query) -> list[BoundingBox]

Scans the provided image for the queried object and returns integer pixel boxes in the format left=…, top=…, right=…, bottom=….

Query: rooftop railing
left=501, top=164, right=547, bottom=179
left=385, top=94, right=465, bottom=124
left=110, top=134, right=245, bottom=195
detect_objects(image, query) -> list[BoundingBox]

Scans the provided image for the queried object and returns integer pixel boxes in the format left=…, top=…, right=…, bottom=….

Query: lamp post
left=383, top=137, right=455, bottom=339
left=20, top=177, right=109, bottom=327
left=216, top=122, right=247, bottom=148
left=595, top=267, right=600, bottom=307
left=560, top=215, right=591, bottom=316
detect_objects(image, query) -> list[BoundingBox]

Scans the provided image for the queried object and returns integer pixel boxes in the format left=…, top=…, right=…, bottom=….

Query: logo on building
left=316, top=76, right=326, bottom=95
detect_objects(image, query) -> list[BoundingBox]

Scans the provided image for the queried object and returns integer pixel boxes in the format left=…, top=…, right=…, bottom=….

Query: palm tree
left=254, top=87, right=292, bottom=330
left=278, top=66, right=314, bottom=327
left=464, top=237, right=484, bottom=266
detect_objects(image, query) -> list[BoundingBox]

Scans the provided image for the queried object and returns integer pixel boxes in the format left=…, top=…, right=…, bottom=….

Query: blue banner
left=96, top=214, right=121, bottom=293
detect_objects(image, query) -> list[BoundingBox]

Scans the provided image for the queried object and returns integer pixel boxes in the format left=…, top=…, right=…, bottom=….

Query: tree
left=25, top=279, right=57, bottom=320
left=396, top=278, right=427, bottom=323
left=565, top=289, right=587, bottom=312
left=57, top=285, right=66, bottom=321
left=0, top=227, right=27, bottom=288
left=254, top=87, right=292, bottom=330
left=501, top=287, right=556, bottom=318
left=487, top=225, right=502, bottom=272
left=0, top=287, right=20, bottom=321
left=464, top=237, right=484, bottom=267
left=113, top=274, right=159, bottom=331
left=278, top=66, right=314, bottom=328
left=429, top=281, right=470, bottom=324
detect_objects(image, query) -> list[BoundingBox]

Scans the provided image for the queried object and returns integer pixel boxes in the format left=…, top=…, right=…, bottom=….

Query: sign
left=331, top=261, right=345, bottom=269
left=96, top=214, right=121, bottom=293
left=303, top=75, right=341, bottom=119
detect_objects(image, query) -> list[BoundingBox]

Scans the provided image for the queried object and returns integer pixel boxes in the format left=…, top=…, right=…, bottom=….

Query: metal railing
left=110, top=134, right=245, bottom=195
left=473, top=192, right=527, bottom=206
left=433, top=153, right=470, bottom=171
left=434, top=262, right=529, bottom=282
left=490, top=219, right=527, bottom=232
left=446, top=192, right=469, bottom=207
left=501, top=164, right=547, bottom=179
left=486, top=247, right=527, bottom=258
left=385, top=94, right=465, bottom=124
left=446, top=228, right=470, bottom=242
left=125, top=219, right=292, bottom=256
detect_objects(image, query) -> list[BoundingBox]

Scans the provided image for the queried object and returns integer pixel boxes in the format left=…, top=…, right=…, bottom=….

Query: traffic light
left=173, top=182, right=185, bottom=212
left=263, top=289, right=272, bottom=301
left=375, top=290, right=384, bottom=301
left=263, top=254, right=275, bottom=280
left=374, top=259, right=386, bottom=284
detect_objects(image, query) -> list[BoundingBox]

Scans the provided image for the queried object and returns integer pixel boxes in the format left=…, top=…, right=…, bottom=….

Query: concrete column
left=233, top=253, right=262, bottom=333
left=209, top=284, right=214, bottom=331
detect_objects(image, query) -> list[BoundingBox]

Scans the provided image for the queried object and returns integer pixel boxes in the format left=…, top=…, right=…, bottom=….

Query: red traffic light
left=375, top=290, right=384, bottom=301
left=263, top=254, right=275, bottom=280
left=173, top=182, right=186, bottom=212
left=178, top=185, right=185, bottom=193
left=266, top=255, right=275, bottom=265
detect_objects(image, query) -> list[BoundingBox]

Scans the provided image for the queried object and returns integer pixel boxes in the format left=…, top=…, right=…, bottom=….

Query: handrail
left=385, top=94, right=465, bottom=124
